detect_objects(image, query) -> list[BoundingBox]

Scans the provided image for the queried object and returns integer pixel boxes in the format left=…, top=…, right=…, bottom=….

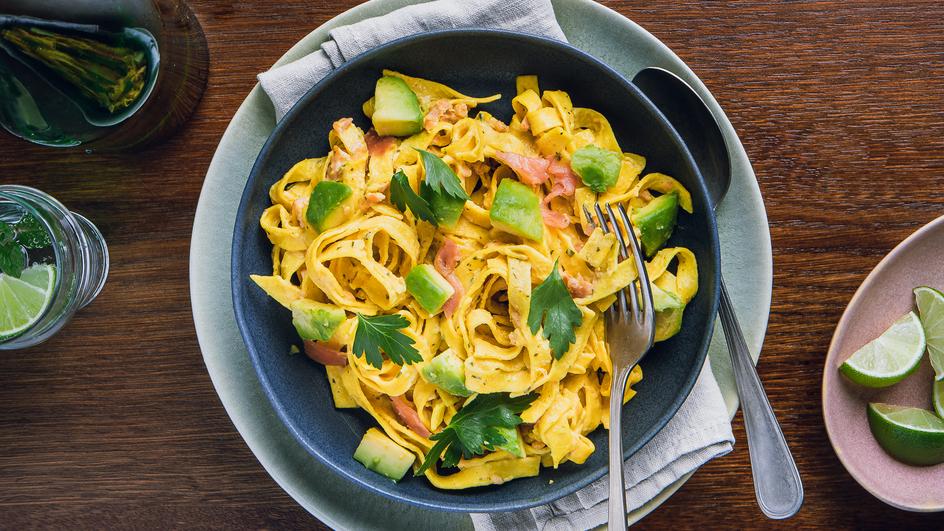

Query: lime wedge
left=913, top=286, right=944, bottom=381
left=839, top=312, right=925, bottom=388
left=0, top=264, right=56, bottom=341
left=934, top=380, right=944, bottom=419
left=868, top=403, right=944, bottom=466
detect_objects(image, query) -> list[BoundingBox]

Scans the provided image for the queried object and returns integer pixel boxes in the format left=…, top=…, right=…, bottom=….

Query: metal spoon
left=632, top=67, right=804, bottom=519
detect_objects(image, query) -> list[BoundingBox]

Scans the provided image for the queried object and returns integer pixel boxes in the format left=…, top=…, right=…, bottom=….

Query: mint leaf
left=416, top=149, right=469, bottom=201
left=416, top=393, right=535, bottom=475
left=0, top=242, right=25, bottom=277
left=0, top=221, right=13, bottom=246
left=0, top=221, right=25, bottom=277
left=528, top=261, right=583, bottom=359
left=14, top=213, right=51, bottom=249
left=389, top=170, right=438, bottom=225
left=353, top=313, right=422, bottom=369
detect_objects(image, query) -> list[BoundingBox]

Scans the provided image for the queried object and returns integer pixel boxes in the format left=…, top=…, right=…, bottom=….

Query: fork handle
left=719, top=276, right=803, bottom=519
left=608, top=365, right=633, bottom=531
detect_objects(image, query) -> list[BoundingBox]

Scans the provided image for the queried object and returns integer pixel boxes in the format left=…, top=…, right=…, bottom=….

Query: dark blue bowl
left=232, top=29, right=720, bottom=513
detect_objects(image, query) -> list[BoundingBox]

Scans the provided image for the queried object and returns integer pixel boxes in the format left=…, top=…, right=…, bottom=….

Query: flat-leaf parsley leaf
left=353, top=313, right=422, bottom=369
left=389, top=170, right=438, bottom=224
left=528, top=261, right=583, bottom=359
left=416, top=149, right=469, bottom=202
left=416, top=392, right=536, bottom=475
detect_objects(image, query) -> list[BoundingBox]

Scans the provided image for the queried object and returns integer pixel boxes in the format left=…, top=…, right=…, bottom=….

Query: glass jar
left=0, top=185, right=108, bottom=349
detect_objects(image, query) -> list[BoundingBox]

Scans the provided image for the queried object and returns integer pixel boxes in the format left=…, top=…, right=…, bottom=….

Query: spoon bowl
left=632, top=67, right=731, bottom=209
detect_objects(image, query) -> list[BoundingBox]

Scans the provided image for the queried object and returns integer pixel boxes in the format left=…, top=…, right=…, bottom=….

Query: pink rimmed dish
left=823, top=214, right=944, bottom=512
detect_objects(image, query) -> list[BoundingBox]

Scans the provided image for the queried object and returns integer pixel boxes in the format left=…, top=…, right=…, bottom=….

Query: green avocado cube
left=371, top=76, right=424, bottom=137
left=406, top=264, right=455, bottom=314
left=631, top=192, right=679, bottom=257
left=306, top=180, right=354, bottom=232
left=654, top=306, right=685, bottom=342
left=420, top=349, right=471, bottom=396
left=353, top=427, right=416, bottom=481
left=649, top=283, right=684, bottom=312
left=489, top=179, right=543, bottom=241
left=290, top=299, right=346, bottom=341
left=571, top=144, right=622, bottom=193
left=421, top=183, right=466, bottom=228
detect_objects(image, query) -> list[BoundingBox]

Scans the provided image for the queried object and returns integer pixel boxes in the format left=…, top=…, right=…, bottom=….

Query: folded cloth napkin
left=471, top=360, right=733, bottom=530
left=258, top=0, right=566, bottom=121
left=257, top=2, right=735, bottom=529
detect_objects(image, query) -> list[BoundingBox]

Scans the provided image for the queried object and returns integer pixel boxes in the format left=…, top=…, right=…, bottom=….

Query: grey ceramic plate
left=190, top=0, right=772, bottom=527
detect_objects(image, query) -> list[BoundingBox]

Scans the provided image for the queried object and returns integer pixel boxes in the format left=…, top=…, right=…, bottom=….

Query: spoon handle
left=719, top=275, right=804, bottom=519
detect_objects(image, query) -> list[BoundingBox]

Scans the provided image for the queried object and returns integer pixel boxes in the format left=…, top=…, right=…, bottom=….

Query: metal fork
left=584, top=203, right=655, bottom=531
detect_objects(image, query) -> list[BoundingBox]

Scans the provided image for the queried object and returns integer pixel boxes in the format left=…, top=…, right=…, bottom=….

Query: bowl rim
left=231, top=28, right=720, bottom=513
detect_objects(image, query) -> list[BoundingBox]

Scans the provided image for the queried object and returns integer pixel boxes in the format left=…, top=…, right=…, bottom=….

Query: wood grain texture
left=1, top=0, right=943, bottom=528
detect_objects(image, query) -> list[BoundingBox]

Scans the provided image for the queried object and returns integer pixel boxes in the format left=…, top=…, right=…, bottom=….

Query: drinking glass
left=0, top=185, right=108, bottom=349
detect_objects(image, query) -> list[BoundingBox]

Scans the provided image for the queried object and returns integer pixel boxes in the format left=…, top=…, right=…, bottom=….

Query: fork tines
left=582, top=202, right=654, bottom=323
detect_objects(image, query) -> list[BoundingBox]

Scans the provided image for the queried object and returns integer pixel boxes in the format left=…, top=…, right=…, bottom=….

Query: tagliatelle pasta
left=250, top=71, right=698, bottom=489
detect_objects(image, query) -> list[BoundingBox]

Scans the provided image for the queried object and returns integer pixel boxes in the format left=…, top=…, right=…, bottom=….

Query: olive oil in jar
left=0, top=1, right=208, bottom=152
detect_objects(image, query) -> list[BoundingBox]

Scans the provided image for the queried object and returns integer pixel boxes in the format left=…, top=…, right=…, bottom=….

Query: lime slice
left=913, top=286, right=944, bottom=381
left=868, top=403, right=944, bottom=466
left=0, top=264, right=56, bottom=342
left=934, top=380, right=944, bottom=419
left=839, top=312, right=925, bottom=388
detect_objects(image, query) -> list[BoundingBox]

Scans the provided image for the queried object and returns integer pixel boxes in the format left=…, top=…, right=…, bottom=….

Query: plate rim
left=189, top=0, right=773, bottom=526
left=230, top=27, right=720, bottom=513
left=822, top=213, right=944, bottom=513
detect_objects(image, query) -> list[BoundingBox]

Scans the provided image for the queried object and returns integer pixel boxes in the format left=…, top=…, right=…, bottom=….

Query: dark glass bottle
left=0, top=0, right=209, bottom=152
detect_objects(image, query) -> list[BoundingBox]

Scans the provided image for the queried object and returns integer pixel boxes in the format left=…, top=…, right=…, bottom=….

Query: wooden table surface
left=2, top=0, right=943, bottom=528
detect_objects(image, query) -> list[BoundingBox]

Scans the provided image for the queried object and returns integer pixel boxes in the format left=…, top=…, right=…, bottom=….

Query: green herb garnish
left=416, top=149, right=469, bottom=201
left=416, top=392, right=536, bottom=475
left=353, top=313, right=423, bottom=369
left=12, top=213, right=52, bottom=249
left=389, top=170, right=437, bottom=224
left=528, top=261, right=583, bottom=359
left=0, top=214, right=50, bottom=278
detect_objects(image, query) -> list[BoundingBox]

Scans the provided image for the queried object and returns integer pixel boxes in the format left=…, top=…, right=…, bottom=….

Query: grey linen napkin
left=258, top=0, right=566, bottom=121
left=257, top=1, right=735, bottom=529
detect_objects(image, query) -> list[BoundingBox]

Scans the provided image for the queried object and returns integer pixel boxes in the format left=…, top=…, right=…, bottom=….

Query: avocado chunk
left=371, top=76, right=423, bottom=137
left=489, top=179, right=543, bottom=241
left=570, top=144, right=622, bottom=193
left=290, top=299, right=346, bottom=341
left=654, top=306, right=684, bottom=342
left=631, top=192, right=679, bottom=257
left=492, top=426, right=525, bottom=457
left=306, top=180, right=355, bottom=232
left=353, top=427, right=416, bottom=481
left=420, top=349, right=471, bottom=396
left=649, top=283, right=684, bottom=312
left=421, top=183, right=466, bottom=228
left=405, top=264, right=455, bottom=314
